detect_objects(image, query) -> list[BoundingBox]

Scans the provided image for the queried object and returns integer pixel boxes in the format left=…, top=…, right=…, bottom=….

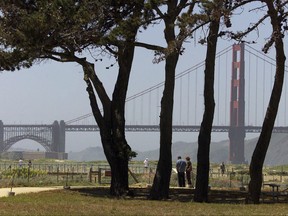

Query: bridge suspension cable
left=65, top=45, right=232, bottom=125
left=65, top=44, right=288, bottom=127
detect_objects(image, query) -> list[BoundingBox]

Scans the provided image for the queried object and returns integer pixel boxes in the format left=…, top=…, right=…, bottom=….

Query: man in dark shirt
left=176, top=156, right=186, bottom=187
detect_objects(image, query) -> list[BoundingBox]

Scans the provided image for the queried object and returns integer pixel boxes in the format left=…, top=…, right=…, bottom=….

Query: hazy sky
left=0, top=3, right=286, bottom=153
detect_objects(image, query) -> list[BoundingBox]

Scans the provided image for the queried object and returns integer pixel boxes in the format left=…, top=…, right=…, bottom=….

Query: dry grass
left=0, top=189, right=287, bottom=216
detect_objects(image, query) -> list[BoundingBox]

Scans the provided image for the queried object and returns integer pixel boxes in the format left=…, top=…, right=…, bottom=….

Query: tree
left=248, top=0, right=287, bottom=204
left=146, top=0, right=205, bottom=200
left=140, top=0, right=225, bottom=199
left=223, top=0, right=288, bottom=203
left=0, top=0, right=146, bottom=196
left=193, top=0, right=258, bottom=202
left=194, top=0, right=223, bottom=202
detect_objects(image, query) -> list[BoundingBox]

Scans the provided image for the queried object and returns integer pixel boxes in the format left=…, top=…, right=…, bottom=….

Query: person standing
left=176, top=156, right=186, bottom=187
left=144, top=158, right=149, bottom=172
left=220, top=162, right=225, bottom=176
left=28, top=160, right=32, bottom=168
left=185, top=156, right=192, bottom=187
left=18, top=158, right=23, bottom=168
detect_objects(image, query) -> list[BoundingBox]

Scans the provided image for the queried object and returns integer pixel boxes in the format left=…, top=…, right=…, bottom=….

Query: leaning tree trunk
left=148, top=1, right=182, bottom=199
left=248, top=1, right=286, bottom=204
left=149, top=51, right=179, bottom=199
left=194, top=15, right=220, bottom=202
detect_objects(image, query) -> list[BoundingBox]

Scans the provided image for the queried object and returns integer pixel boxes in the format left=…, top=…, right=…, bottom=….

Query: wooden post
left=98, top=168, right=101, bottom=184
left=57, top=166, right=59, bottom=183
left=128, top=168, right=139, bottom=183
left=89, top=167, right=92, bottom=183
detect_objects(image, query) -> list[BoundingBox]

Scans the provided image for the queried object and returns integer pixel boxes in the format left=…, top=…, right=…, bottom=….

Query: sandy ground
left=0, top=186, right=63, bottom=197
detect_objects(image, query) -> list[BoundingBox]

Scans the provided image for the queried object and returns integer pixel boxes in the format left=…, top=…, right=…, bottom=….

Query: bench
left=263, top=183, right=280, bottom=202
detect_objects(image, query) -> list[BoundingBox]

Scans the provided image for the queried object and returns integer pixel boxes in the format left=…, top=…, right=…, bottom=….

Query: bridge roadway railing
left=65, top=125, right=288, bottom=133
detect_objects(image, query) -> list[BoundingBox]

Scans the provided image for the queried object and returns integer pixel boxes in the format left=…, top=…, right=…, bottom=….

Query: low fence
left=0, top=162, right=158, bottom=185
left=0, top=162, right=287, bottom=189
left=0, top=162, right=158, bottom=174
left=208, top=166, right=288, bottom=190
left=0, top=162, right=91, bottom=173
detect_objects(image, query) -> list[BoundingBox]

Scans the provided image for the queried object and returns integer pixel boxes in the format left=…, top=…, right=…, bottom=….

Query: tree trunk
left=149, top=51, right=179, bottom=199
left=149, top=4, right=180, bottom=197
left=109, top=154, right=130, bottom=196
left=82, top=32, right=138, bottom=197
left=248, top=1, right=286, bottom=204
left=194, top=14, right=220, bottom=202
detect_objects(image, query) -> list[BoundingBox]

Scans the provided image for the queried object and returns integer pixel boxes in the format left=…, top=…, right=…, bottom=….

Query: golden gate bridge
left=1, top=44, right=288, bottom=164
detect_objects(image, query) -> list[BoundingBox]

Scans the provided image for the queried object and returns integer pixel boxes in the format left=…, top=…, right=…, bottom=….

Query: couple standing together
left=176, top=156, right=192, bottom=187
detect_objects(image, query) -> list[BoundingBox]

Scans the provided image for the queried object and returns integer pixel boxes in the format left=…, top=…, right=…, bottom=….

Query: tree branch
left=134, top=42, right=165, bottom=52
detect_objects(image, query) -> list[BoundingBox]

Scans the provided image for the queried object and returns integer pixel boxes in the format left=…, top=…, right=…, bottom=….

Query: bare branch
left=220, top=13, right=269, bottom=43
left=151, top=2, right=165, bottom=18
left=134, top=42, right=165, bottom=52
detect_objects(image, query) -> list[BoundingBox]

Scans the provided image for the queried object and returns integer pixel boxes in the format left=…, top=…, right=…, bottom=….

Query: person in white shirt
left=144, top=158, right=149, bottom=171
left=18, top=158, right=23, bottom=167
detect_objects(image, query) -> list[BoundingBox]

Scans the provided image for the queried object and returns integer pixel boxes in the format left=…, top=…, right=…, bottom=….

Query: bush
left=1, top=167, right=47, bottom=179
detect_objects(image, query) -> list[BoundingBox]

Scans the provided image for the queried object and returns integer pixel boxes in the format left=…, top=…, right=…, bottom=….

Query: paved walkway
left=0, top=186, right=62, bottom=197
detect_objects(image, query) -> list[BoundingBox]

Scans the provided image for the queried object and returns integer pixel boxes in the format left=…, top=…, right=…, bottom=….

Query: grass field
left=0, top=159, right=288, bottom=215
left=0, top=189, right=288, bottom=216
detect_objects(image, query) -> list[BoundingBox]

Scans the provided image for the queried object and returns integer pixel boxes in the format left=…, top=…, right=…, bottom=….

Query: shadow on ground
left=70, top=186, right=288, bottom=204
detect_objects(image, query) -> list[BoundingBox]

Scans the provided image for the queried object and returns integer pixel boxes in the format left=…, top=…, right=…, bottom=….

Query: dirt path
left=0, top=186, right=63, bottom=197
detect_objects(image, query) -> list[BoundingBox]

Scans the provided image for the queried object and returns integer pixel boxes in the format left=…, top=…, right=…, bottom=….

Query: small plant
left=7, top=168, right=17, bottom=196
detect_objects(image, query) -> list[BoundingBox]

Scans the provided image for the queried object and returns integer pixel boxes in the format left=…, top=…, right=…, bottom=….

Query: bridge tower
left=59, top=120, right=66, bottom=152
left=229, top=43, right=246, bottom=164
left=0, top=120, right=66, bottom=153
left=52, top=121, right=66, bottom=153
